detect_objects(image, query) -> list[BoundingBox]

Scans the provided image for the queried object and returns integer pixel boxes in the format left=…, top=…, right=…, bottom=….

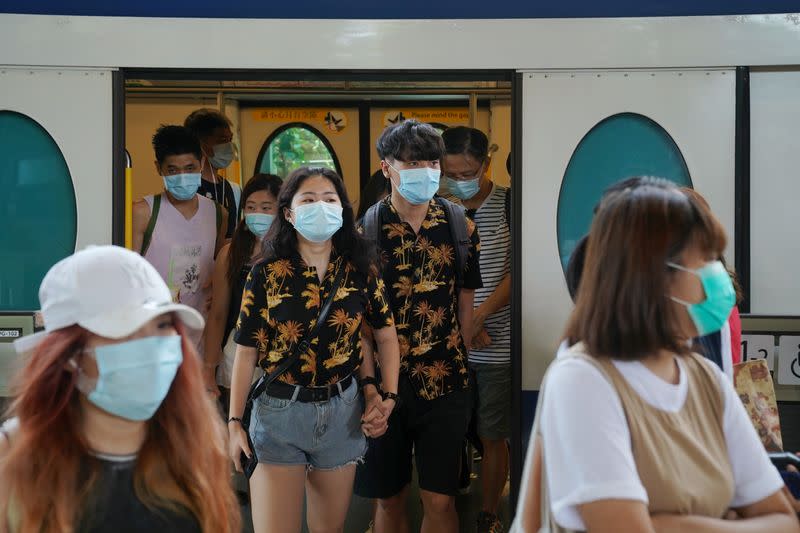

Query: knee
left=376, top=493, right=407, bottom=517
left=421, top=491, right=454, bottom=515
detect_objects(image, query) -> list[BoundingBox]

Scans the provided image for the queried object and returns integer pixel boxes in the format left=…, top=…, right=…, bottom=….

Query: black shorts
left=354, top=375, right=472, bottom=498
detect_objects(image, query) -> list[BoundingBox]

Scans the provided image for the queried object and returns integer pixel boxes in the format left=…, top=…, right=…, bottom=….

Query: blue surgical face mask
left=667, top=260, right=736, bottom=336
left=245, top=212, right=274, bottom=238
left=389, top=164, right=440, bottom=205
left=445, top=177, right=481, bottom=200
left=77, top=335, right=183, bottom=421
left=209, top=142, right=234, bottom=169
left=163, top=172, right=201, bottom=201
left=291, top=201, right=343, bottom=243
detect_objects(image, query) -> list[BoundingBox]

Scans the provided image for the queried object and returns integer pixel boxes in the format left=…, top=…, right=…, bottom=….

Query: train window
left=556, top=112, right=692, bottom=273
left=0, top=110, right=77, bottom=311
left=255, top=122, right=342, bottom=178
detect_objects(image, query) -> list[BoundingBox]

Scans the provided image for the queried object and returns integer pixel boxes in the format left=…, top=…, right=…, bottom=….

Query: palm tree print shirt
left=234, top=253, right=394, bottom=387
left=375, top=196, right=482, bottom=400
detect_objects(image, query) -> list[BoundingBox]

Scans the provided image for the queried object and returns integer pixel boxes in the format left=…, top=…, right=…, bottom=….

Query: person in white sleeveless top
left=132, top=125, right=228, bottom=358
left=443, top=126, right=511, bottom=533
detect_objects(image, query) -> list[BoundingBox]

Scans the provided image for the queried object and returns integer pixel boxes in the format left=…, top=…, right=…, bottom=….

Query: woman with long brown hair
left=203, top=173, right=283, bottom=403
left=0, top=245, right=240, bottom=533
left=513, top=179, right=798, bottom=532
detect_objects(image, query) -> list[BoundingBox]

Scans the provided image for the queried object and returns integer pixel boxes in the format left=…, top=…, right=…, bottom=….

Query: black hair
left=227, top=173, right=283, bottom=286
left=356, top=170, right=392, bottom=220
left=184, top=108, right=232, bottom=141
left=152, top=125, right=202, bottom=165
left=262, top=167, right=378, bottom=278
left=441, top=126, right=489, bottom=163
left=376, top=119, right=444, bottom=162
left=506, top=152, right=512, bottom=176
left=565, top=236, right=588, bottom=302
left=566, top=176, right=650, bottom=301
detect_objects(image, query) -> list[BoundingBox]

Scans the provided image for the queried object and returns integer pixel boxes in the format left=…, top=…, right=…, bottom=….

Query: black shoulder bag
left=240, top=261, right=346, bottom=478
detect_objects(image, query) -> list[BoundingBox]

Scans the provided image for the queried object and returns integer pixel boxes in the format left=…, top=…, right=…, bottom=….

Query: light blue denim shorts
left=249, top=379, right=367, bottom=470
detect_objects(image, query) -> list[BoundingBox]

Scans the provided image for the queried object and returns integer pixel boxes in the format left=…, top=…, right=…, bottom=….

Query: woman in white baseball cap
left=0, top=245, right=240, bottom=532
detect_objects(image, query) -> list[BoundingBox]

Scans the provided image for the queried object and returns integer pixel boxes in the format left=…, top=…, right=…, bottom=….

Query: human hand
left=472, top=328, right=492, bottom=350
left=361, top=388, right=393, bottom=438
left=228, top=422, right=252, bottom=473
left=471, top=309, right=487, bottom=337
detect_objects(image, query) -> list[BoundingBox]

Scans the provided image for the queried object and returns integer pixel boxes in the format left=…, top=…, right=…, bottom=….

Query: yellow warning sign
left=252, top=108, right=348, bottom=134
left=383, top=108, right=470, bottom=127
left=252, top=108, right=325, bottom=122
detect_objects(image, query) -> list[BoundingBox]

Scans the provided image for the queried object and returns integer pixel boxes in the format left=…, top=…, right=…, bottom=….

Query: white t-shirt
left=541, top=342, right=783, bottom=530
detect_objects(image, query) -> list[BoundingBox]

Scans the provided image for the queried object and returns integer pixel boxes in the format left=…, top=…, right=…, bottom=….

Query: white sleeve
left=714, top=365, right=785, bottom=507
left=230, top=181, right=242, bottom=213
left=541, top=359, right=648, bottom=530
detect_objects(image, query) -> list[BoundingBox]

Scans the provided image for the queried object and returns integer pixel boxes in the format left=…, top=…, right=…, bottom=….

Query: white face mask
left=209, top=142, right=234, bottom=169
left=388, top=164, right=441, bottom=205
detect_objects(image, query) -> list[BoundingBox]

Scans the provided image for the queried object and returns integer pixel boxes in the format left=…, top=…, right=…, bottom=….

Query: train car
left=2, top=2, right=800, bottom=531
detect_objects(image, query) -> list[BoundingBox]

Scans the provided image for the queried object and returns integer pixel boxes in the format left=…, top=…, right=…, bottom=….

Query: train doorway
left=121, top=69, right=519, bottom=533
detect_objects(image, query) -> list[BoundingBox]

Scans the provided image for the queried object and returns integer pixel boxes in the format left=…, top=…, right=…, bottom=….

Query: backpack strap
left=140, top=194, right=161, bottom=256
left=435, top=197, right=470, bottom=289
left=362, top=202, right=383, bottom=249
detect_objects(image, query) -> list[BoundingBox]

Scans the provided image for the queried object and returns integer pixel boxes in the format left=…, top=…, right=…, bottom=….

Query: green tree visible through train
left=265, top=126, right=337, bottom=178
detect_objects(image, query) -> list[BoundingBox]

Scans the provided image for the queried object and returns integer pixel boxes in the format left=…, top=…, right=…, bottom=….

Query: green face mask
left=668, top=260, right=736, bottom=336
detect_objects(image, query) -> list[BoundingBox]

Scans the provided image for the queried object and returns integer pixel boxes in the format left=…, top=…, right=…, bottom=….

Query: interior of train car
left=122, top=72, right=513, bottom=531
left=123, top=75, right=512, bottom=215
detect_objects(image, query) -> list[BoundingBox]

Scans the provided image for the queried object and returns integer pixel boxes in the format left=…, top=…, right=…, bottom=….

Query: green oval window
left=0, top=111, right=77, bottom=310
left=557, top=113, right=693, bottom=273
left=256, top=123, right=341, bottom=178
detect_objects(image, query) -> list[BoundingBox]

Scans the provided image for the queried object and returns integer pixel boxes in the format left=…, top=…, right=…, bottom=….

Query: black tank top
left=224, top=266, right=251, bottom=344
left=77, top=454, right=201, bottom=533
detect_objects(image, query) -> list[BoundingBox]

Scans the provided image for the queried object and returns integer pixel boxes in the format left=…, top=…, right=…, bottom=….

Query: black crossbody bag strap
left=246, top=259, right=346, bottom=405
left=239, top=260, right=346, bottom=478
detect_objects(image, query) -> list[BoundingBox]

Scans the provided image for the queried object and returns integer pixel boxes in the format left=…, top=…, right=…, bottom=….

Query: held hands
left=228, top=421, right=252, bottom=473
left=361, top=387, right=394, bottom=439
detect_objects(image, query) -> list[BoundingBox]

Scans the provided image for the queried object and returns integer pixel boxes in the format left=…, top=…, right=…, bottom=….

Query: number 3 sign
left=741, top=334, right=775, bottom=370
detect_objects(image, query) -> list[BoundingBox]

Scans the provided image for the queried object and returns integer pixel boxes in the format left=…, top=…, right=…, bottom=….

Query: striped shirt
left=468, top=183, right=511, bottom=364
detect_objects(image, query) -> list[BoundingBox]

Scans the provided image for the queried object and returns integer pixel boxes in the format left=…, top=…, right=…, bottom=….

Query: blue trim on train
left=1, top=1, right=797, bottom=19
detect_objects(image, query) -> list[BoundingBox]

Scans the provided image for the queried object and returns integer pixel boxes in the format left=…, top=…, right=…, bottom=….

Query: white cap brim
left=13, top=302, right=204, bottom=354
left=13, top=331, right=47, bottom=354
left=81, top=301, right=205, bottom=339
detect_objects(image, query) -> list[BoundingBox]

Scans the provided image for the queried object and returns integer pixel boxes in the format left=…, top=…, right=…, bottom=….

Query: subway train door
left=0, top=67, right=114, bottom=399
left=516, top=70, right=736, bottom=438
left=239, top=106, right=361, bottom=202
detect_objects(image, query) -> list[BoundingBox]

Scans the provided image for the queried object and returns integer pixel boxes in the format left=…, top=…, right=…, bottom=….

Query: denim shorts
left=249, top=379, right=367, bottom=470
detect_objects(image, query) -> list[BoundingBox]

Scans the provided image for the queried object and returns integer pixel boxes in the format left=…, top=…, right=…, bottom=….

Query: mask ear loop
left=67, top=353, right=98, bottom=394
left=666, top=262, right=708, bottom=308
left=384, top=162, right=401, bottom=190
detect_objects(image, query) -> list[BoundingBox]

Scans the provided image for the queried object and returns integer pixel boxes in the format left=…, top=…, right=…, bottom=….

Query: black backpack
left=362, top=197, right=471, bottom=288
